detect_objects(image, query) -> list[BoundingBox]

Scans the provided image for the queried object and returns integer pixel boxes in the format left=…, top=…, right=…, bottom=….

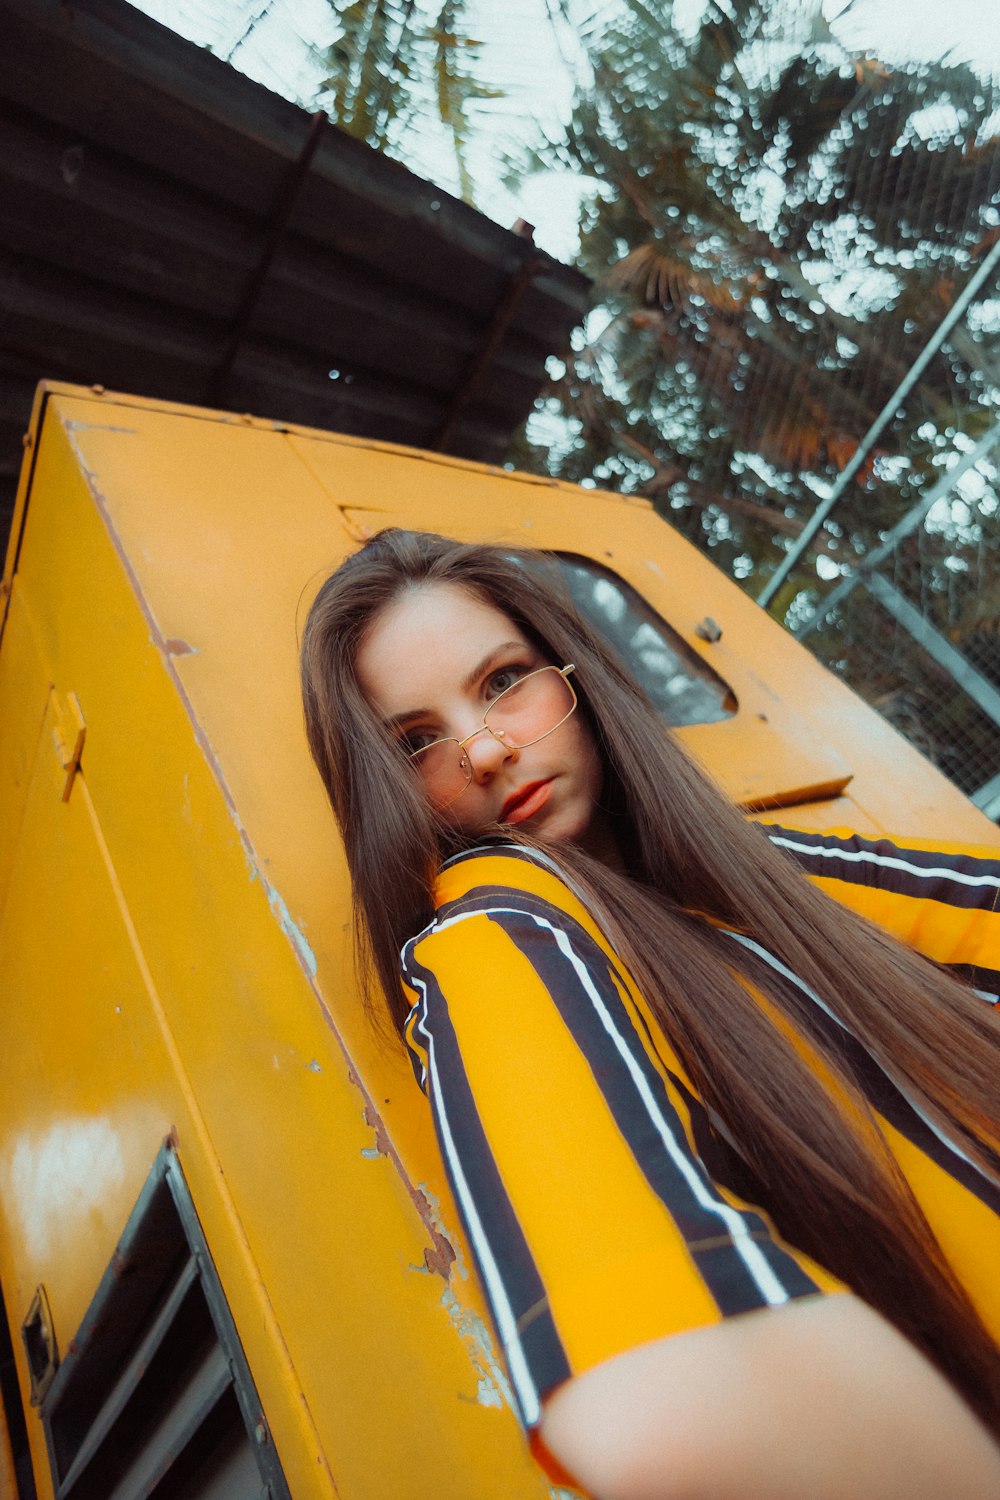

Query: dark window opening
left=556, top=555, right=737, bottom=727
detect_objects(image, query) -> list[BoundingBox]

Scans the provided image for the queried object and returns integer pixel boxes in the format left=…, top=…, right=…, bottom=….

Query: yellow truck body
left=1, top=383, right=997, bottom=1499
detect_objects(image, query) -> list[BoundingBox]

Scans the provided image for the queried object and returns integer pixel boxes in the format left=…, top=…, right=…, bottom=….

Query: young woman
left=301, top=527, right=1000, bottom=1500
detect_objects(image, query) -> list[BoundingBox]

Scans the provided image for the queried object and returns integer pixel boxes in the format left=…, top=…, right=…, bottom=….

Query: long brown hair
left=301, top=527, right=1000, bottom=1432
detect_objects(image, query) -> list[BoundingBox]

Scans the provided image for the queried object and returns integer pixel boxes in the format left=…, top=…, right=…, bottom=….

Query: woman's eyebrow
left=461, top=641, right=528, bottom=692
left=383, top=706, right=430, bottom=733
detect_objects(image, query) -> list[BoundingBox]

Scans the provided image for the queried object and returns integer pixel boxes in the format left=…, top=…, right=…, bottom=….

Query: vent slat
left=56, top=1257, right=202, bottom=1496
left=100, top=1345, right=232, bottom=1500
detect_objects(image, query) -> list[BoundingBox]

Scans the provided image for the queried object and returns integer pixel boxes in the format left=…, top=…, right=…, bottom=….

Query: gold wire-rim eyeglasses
left=407, top=663, right=577, bottom=801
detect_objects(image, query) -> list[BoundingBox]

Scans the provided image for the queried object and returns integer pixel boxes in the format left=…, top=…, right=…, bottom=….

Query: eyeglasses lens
left=484, top=668, right=574, bottom=744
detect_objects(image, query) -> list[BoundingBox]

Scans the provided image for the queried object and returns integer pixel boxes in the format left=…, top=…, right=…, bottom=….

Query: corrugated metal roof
left=0, top=0, right=590, bottom=546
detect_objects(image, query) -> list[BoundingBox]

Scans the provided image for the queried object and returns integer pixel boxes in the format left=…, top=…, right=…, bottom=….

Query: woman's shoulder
left=435, top=839, right=587, bottom=909
left=416, top=839, right=618, bottom=959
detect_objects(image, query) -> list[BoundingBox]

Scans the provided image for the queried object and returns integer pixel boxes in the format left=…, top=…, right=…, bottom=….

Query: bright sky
left=830, top=0, right=1000, bottom=73
left=130, top=0, right=999, bottom=260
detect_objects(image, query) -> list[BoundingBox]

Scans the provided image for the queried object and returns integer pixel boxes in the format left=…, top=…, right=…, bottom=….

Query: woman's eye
left=399, top=729, right=439, bottom=756
left=486, top=664, right=530, bottom=698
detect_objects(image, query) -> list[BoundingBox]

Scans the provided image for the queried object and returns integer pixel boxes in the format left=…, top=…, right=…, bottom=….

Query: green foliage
left=319, top=0, right=495, bottom=201
left=431, top=0, right=504, bottom=203
left=516, top=0, right=1000, bottom=636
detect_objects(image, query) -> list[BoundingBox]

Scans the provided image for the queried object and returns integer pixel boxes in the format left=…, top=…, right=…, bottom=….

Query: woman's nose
left=463, top=725, right=517, bottom=782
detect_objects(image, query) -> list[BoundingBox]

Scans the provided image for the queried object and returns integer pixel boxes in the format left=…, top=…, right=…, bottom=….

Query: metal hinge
left=53, top=691, right=86, bottom=801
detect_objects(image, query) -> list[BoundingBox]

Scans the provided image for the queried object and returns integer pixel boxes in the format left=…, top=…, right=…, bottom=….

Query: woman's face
left=356, top=582, right=612, bottom=855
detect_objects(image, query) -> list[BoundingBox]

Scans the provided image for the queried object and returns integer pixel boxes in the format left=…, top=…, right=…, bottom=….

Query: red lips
left=500, top=780, right=553, bottom=825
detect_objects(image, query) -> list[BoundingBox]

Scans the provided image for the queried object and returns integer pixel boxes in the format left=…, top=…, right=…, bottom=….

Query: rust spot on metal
left=165, top=638, right=195, bottom=656
left=415, top=1190, right=457, bottom=1280
left=423, top=1235, right=456, bottom=1280
left=362, top=1106, right=391, bottom=1157
left=345, top=1057, right=460, bottom=1285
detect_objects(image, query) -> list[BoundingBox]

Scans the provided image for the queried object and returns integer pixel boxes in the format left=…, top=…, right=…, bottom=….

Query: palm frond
left=431, top=0, right=499, bottom=204
left=606, top=242, right=750, bottom=313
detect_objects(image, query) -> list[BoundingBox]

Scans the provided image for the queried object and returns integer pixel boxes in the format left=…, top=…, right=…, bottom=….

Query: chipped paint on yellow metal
left=2, top=382, right=998, bottom=1500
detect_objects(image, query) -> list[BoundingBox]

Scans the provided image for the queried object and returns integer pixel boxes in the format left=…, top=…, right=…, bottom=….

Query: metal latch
left=53, top=691, right=86, bottom=802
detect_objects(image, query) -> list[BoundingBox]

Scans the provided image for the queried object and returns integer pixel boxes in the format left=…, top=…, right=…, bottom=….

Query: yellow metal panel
left=2, top=416, right=342, bottom=1494
left=0, top=699, right=186, bottom=1495
left=2, top=391, right=554, bottom=1497
left=0, top=582, right=51, bottom=919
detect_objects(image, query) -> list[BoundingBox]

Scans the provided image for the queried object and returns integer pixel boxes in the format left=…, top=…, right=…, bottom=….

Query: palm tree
left=517, top=0, right=999, bottom=625
left=320, top=0, right=499, bottom=202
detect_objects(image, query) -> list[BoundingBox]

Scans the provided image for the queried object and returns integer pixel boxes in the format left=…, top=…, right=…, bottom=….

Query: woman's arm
left=402, top=863, right=843, bottom=1446
left=762, top=823, right=1000, bottom=992
left=406, top=850, right=1000, bottom=1497
left=542, top=1293, right=1000, bottom=1500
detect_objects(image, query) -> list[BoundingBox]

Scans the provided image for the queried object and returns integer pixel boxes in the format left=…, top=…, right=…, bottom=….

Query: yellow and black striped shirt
left=402, top=830, right=1000, bottom=1440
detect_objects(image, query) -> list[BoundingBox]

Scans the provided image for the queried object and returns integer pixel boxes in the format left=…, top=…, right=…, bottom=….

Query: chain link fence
left=806, top=520, right=1000, bottom=810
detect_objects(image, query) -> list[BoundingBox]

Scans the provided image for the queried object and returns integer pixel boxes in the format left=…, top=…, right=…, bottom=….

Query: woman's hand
left=540, top=1293, right=1000, bottom=1500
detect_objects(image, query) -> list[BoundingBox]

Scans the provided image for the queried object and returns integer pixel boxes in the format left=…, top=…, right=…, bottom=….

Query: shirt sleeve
left=763, top=824, right=1000, bottom=1000
left=401, top=877, right=842, bottom=1436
